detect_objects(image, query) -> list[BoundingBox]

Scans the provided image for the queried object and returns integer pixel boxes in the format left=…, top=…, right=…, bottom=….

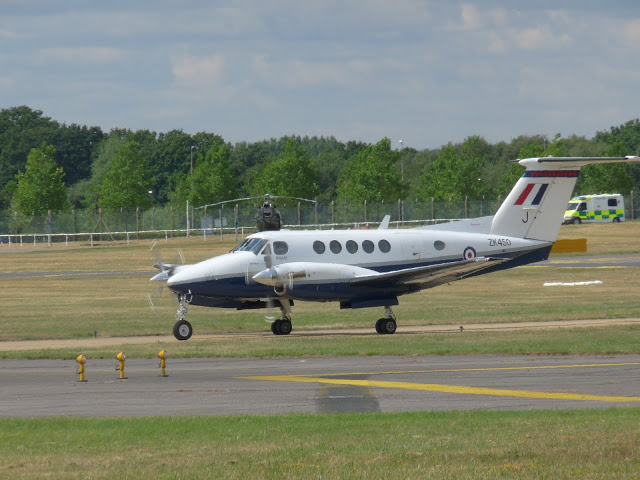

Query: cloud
left=512, top=26, right=572, bottom=51
left=623, top=18, right=640, bottom=46
left=460, top=4, right=482, bottom=31
left=37, top=46, right=124, bottom=65
left=171, top=54, right=226, bottom=87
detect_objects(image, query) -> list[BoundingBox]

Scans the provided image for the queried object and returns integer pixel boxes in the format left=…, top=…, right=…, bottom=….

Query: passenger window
left=330, top=240, right=342, bottom=254
left=578, top=202, right=587, bottom=211
left=434, top=240, right=445, bottom=251
left=346, top=240, right=358, bottom=254
left=362, top=240, right=374, bottom=253
left=378, top=239, right=391, bottom=253
left=608, top=199, right=618, bottom=207
left=273, top=241, right=288, bottom=255
left=313, top=240, right=325, bottom=254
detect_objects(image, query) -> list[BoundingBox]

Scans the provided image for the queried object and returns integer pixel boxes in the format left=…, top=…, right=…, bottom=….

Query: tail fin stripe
left=514, top=183, right=535, bottom=205
left=524, top=170, right=578, bottom=178
left=531, top=183, right=549, bottom=205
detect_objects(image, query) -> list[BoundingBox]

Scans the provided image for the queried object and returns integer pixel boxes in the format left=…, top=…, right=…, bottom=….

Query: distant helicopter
left=194, top=194, right=316, bottom=232
left=256, top=194, right=282, bottom=232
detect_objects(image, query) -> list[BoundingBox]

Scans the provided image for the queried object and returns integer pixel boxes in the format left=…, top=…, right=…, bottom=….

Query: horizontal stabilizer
left=513, top=156, right=639, bottom=166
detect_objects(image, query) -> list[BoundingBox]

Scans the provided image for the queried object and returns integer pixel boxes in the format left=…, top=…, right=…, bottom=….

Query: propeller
left=264, top=298, right=277, bottom=321
left=148, top=241, right=185, bottom=308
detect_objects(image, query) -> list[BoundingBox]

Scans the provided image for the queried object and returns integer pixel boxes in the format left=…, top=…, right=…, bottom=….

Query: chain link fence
left=0, top=192, right=638, bottom=246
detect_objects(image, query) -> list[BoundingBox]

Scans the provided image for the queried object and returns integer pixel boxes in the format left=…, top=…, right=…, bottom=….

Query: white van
left=563, top=194, right=625, bottom=224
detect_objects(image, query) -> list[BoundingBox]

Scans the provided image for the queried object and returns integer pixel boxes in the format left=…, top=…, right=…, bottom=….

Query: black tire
left=271, top=319, right=292, bottom=335
left=173, top=319, right=193, bottom=341
left=613, top=217, right=621, bottom=223
left=381, top=318, right=397, bottom=335
left=279, top=319, right=292, bottom=335
left=375, top=318, right=385, bottom=334
left=572, top=218, right=581, bottom=225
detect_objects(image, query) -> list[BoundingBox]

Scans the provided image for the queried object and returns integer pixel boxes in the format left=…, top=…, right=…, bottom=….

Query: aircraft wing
left=351, top=257, right=508, bottom=290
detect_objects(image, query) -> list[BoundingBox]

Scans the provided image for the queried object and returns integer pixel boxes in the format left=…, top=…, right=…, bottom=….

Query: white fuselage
left=167, top=227, right=550, bottom=305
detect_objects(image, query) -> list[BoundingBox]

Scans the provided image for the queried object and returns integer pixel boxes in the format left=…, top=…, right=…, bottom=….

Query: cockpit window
left=231, top=237, right=267, bottom=254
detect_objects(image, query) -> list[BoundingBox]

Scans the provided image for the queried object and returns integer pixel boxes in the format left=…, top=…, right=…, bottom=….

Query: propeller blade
left=147, top=284, right=164, bottom=309
left=264, top=298, right=277, bottom=321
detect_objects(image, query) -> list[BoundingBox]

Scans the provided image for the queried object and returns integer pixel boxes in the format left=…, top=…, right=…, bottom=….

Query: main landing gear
left=375, top=306, right=397, bottom=335
left=173, top=294, right=193, bottom=341
left=271, top=298, right=293, bottom=336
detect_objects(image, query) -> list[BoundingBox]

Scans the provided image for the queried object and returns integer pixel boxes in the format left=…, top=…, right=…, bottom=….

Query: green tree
left=249, top=138, right=319, bottom=198
left=496, top=141, right=545, bottom=196
left=415, top=136, right=489, bottom=202
left=98, top=141, right=153, bottom=210
left=11, top=145, right=69, bottom=215
left=172, top=142, right=238, bottom=206
left=576, top=141, right=636, bottom=195
left=336, top=138, right=404, bottom=203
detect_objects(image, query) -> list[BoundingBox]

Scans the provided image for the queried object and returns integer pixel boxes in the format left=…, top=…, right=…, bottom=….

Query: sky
left=2, top=1, right=639, bottom=150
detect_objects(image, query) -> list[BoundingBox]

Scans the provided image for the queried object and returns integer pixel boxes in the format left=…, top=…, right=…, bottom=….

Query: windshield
left=566, top=202, right=579, bottom=211
left=231, top=237, right=267, bottom=254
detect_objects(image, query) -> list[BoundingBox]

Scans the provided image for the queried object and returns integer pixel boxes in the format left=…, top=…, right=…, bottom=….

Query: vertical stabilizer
left=490, top=157, right=639, bottom=242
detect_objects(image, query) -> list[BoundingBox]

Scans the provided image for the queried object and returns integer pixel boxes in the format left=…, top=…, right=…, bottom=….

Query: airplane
left=152, top=156, right=639, bottom=340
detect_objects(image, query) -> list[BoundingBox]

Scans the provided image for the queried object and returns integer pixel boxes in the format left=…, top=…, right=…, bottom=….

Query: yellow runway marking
left=243, top=375, right=640, bottom=402
left=241, top=362, right=640, bottom=403
left=274, top=362, right=640, bottom=378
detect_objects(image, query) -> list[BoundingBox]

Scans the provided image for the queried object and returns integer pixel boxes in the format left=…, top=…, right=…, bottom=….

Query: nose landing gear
left=270, top=298, right=293, bottom=335
left=173, top=294, right=193, bottom=341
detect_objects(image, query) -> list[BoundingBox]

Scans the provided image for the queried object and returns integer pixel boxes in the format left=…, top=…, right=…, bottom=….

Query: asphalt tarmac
left=2, top=354, right=640, bottom=417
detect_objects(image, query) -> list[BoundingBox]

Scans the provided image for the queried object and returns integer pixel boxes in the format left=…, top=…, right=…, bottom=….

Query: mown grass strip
left=2, top=409, right=640, bottom=479
left=2, top=324, right=639, bottom=360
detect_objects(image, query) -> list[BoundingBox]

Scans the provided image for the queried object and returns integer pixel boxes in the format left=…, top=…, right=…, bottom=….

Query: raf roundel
left=463, top=247, right=476, bottom=260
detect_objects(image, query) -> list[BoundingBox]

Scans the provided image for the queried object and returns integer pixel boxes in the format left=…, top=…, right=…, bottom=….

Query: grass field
left=1, top=223, right=639, bottom=347
left=2, top=409, right=640, bottom=479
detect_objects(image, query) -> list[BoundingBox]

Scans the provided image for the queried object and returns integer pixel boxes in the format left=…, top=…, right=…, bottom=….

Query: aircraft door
left=243, top=241, right=271, bottom=285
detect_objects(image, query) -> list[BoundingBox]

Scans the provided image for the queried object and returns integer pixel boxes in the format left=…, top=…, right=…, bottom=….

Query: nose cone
left=252, top=268, right=277, bottom=286
left=166, top=266, right=196, bottom=293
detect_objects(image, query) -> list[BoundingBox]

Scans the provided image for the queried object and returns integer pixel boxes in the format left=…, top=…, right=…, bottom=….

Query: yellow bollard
left=116, top=352, right=127, bottom=379
left=158, top=350, right=168, bottom=377
left=76, top=355, right=87, bottom=382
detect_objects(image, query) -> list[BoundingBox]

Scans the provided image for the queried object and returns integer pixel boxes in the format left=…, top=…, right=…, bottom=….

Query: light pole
left=398, top=140, right=404, bottom=225
left=398, top=140, right=403, bottom=181
left=190, top=145, right=195, bottom=177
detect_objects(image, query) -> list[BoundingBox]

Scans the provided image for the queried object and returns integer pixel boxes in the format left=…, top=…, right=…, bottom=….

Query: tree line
left=2, top=105, right=640, bottom=216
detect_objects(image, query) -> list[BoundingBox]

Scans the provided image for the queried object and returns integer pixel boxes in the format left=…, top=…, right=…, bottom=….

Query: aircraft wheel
left=380, top=318, right=397, bottom=335
left=271, top=319, right=292, bottom=335
left=173, top=319, right=193, bottom=341
left=375, top=318, right=385, bottom=334
left=279, top=319, right=292, bottom=335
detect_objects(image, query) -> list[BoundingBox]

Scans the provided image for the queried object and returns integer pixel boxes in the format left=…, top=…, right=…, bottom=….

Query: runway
left=2, top=354, right=640, bottom=417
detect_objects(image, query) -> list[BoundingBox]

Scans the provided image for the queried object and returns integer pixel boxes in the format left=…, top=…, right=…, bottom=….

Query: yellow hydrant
left=76, top=354, right=87, bottom=382
left=158, top=350, right=168, bottom=377
left=116, top=352, right=127, bottom=379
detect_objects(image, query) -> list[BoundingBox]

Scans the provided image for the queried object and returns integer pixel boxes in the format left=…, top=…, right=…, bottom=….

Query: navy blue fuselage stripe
left=531, top=183, right=548, bottom=205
